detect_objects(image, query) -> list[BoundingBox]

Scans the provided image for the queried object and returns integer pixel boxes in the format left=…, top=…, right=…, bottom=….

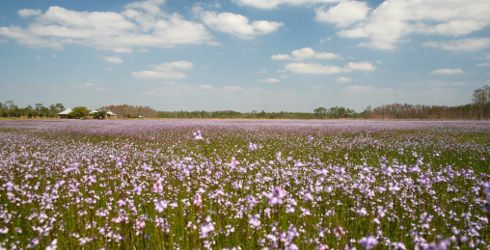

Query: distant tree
left=472, top=85, right=490, bottom=119
left=314, top=107, right=327, bottom=118
left=25, top=105, right=34, bottom=117
left=362, top=105, right=373, bottom=118
left=102, top=104, right=157, bottom=118
left=327, top=106, right=356, bottom=118
left=5, top=100, right=20, bottom=117
left=92, top=111, right=107, bottom=119
left=49, top=103, right=65, bottom=117
left=34, top=103, right=50, bottom=117
left=69, top=106, right=89, bottom=119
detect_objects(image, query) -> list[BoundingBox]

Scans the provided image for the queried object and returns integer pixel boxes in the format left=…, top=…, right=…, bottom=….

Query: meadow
left=0, top=119, right=489, bottom=249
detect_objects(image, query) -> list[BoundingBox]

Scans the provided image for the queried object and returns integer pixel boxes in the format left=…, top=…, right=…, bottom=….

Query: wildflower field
left=0, top=119, right=489, bottom=250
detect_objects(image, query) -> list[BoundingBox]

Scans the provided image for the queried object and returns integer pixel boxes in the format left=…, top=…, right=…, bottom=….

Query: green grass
left=0, top=127, right=489, bottom=249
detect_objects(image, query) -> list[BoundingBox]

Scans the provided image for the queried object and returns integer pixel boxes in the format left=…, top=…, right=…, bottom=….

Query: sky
left=0, top=0, right=489, bottom=112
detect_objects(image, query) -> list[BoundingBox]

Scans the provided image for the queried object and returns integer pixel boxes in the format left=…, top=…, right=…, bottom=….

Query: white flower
left=46, top=239, right=57, bottom=250
left=193, top=130, right=203, bottom=140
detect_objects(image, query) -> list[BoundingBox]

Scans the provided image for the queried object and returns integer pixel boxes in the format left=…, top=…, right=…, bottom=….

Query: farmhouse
left=58, top=108, right=72, bottom=118
left=106, top=111, right=117, bottom=118
left=58, top=108, right=118, bottom=119
left=90, top=109, right=118, bottom=119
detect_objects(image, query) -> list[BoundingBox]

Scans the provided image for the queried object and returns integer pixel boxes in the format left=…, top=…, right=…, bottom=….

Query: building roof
left=58, top=108, right=72, bottom=115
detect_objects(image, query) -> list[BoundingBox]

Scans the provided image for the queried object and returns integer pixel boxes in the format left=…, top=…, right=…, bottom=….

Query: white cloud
left=415, top=20, right=488, bottom=36
left=196, top=9, right=282, bottom=39
left=345, top=85, right=372, bottom=94
left=285, top=61, right=376, bottom=75
left=0, top=26, right=63, bottom=49
left=18, top=9, right=42, bottom=18
left=424, top=38, right=490, bottom=52
left=291, top=47, right=337, bottom=60
left=73, top=81, right=110, bottom=91
left=260, top=78, right=280, bottom=83
left=103, top=56, right=123, bottom=64
left=330, top=0, right=490, bottom=50
left=0, top=0, right=213, bottom=51
left=271, top=54, right=291, bottom=61
left=131, top=61, right=193, bottom=79
left=344, top=62, right=376, bottom=72
left=315, top=1, right=369, bottom=28
left=285, top=62, right=342, bottom=74
left=271, top=47, right=338, bottom=61
left=336, top=76, right=352, bottom=83
left=234, top=0, right=340, bottom=9
left=430, top=68, right=464, bottom=75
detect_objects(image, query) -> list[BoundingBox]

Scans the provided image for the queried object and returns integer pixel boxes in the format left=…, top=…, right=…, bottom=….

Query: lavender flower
left=200, top=216, right=214, bottom=239
left=193, top=130, right=203, bottom=140
left=359, top=236, right=378, bottom=250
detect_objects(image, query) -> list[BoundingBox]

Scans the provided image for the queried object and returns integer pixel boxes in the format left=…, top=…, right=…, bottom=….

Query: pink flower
left=193, top=193, right=202, bottom=207
left=153, top=178, right=163, bottom=194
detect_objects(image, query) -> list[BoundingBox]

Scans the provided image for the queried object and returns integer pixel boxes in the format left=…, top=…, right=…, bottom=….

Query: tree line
left=363, top=85, right=490, bottom=119
left=1, top=85, right=489, bottom=120
left=0, top=101, right=65, bottom=118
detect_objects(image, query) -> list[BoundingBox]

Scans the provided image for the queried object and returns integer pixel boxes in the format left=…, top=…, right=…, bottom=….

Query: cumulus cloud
left=285, top=61, right=376, bottom=75
left=260, top=78, right=281, bottom=83
left=271, top=47, right=338, bottom=61
left=0, top=0, right=213, bottom=51
left=234, top=0, right=340, bottom=9
left=430, top=68, right=464, bottom=75
left=424, top=38, right=490, bottom=52
left=326, top=0, right=490, bottom=50
left=336, top=76, right=352, bottom=83
left=18, top=9, right=42, bottom=18
left=285, top=62, right=342, bottom=74
left=131, top=61, right=193, bottom=79
left=103, top=56, right=123, bottom=64
left=271, top=54, right=291, bottom=61
left=315, top=1, right=369, bottom=28
left=196, top=9, right=282, bottom=39
left=344, top=62, right=376, bottom=72
left=73, top=81, right=110, bottom=91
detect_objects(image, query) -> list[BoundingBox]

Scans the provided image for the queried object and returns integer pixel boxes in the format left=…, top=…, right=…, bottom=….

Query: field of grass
left=0, top=119, right=489, bottom=249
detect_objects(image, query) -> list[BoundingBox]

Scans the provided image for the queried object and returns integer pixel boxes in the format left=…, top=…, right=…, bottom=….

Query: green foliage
left=68, top=106, right=89, bottom=119
left=0, top=101, right=65, bottom=118
left=326, top=106, right=356, bottom=118
left=91, top=111, right=107, bottom=119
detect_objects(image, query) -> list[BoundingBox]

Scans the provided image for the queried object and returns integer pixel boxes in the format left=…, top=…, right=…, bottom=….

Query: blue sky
left=0, top=0, right=489, bottom=112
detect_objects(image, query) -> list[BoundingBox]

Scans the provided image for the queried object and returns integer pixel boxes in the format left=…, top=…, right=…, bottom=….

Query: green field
left=0, top=120, right=489, bottom=249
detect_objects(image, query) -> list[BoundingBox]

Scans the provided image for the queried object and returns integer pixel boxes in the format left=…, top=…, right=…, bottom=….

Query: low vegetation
left=0, top=120, right=489, bottom=249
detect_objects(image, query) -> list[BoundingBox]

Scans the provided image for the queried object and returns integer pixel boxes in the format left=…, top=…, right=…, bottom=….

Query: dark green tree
left=68, top=106, right=89, bottom=119
left=92, top=111, right=107, bottom=119
left=314, top=107, right=327, bottom=118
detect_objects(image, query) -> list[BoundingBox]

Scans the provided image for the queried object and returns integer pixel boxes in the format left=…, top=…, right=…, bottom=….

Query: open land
left=0, top=119, right=489, bottom=249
